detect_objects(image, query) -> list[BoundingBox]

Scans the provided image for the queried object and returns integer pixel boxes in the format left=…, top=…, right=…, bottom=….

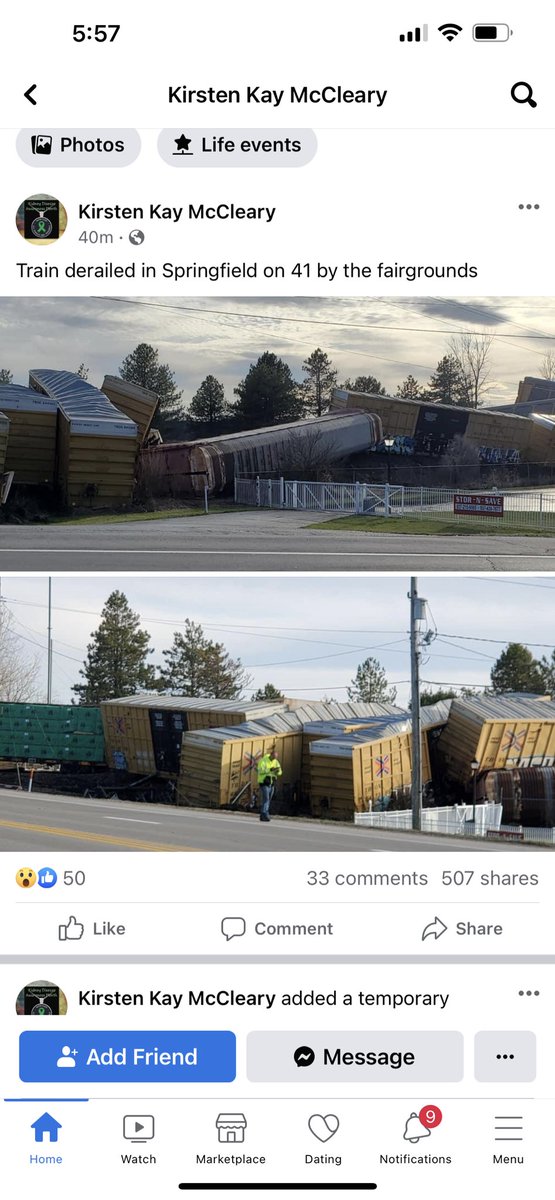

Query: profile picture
left=16, top=980, right=68, bottom=1016
left=16, top=193, right=68, bottom=245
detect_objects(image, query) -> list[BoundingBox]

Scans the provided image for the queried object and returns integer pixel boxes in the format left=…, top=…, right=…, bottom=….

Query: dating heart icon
left=308, top=1113, right=340, bottom=1142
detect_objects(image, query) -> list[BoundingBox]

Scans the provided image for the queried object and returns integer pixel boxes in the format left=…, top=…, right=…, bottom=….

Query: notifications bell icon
left=403, top=1112, right=431, bottom=1143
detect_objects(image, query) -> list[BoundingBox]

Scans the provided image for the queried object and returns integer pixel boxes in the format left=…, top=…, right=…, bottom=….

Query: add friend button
left=19, top=1030, right=236, bottom=1082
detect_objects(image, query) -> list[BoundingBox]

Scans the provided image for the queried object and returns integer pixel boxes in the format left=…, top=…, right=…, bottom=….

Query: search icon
left=511, top=81, right=537, bottom=108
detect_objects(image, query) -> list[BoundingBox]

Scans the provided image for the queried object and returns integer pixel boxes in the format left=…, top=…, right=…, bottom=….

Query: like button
left=58, top=916, right=85, bottom=941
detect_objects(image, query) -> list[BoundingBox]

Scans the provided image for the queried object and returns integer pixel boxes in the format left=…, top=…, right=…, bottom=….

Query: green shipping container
left=0, top=702, right=105, bottom=764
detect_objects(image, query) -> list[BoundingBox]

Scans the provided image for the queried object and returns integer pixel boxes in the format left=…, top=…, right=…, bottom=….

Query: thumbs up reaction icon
left=58, top=916, right=84, bottom=941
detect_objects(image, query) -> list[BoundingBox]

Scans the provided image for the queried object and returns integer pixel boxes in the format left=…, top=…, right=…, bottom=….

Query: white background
left=2, top=2, right=554, bottom=295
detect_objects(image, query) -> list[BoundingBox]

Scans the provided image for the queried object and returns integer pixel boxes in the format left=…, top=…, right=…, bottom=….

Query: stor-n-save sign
left=453, top=493, right=504, bottom=517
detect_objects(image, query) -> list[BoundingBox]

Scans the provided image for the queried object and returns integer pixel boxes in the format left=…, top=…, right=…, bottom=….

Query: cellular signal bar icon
left=400, top=25, right=428, bottom=43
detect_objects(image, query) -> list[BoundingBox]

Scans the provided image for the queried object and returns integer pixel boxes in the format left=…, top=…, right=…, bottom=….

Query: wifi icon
left=438, top=23, right=463, bottom=41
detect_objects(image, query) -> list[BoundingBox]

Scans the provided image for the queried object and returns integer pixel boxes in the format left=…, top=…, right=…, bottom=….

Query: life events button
left=19, top=1030, right=236, bottom=1082
left=158, top=128, right=317, bottom=167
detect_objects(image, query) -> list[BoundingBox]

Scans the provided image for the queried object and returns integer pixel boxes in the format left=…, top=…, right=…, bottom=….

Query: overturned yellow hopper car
left=309, top=725, right=432, bottom=818
left=436, top=695, right=555, bottom=785
left=29, top=369, right=139, bottom=507
left=308, top=704, right=449, bottom=818
left=0, top=386, right=57, bottom=484
left=331, top=387, right=555, bottom=463
left=178, top=721, right=303, bottom=807
left=300, top=712, right=403, bottom=796
left=101, top=375, right=159, bottom=443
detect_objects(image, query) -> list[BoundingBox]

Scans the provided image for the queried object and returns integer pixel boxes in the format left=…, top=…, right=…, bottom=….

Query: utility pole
left=410, top=577, right=424, bottom=831
left=47, top=577, right=53, bottom=704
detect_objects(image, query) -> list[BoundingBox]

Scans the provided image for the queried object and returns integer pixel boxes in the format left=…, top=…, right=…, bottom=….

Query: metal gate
left=235, top=477, right=405, bottom=515
left=234, top=476, right=555, bottom=530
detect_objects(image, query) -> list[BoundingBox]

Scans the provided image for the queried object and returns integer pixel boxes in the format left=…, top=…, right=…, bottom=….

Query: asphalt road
left=0, top=788, right=544, bottom=852
left=0, top=510, right=554, bottom=571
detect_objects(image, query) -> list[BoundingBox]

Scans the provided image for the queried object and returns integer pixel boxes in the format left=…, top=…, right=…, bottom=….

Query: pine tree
left=420, top=688, right=458, bottom=705
left=396, top=375, right=423, bottom=400
left=301, top=348, right=338, bottom=416
left=252, top=683, right=285, bottom=702
left=72, top=591, right=157, bottom=703
left=539, top=650, right=555, bottom=696
left=490, top=643, right=546, bottom=695
left=160, top=619, right=252, bottom=698
left=232, top=352, right=303, bottom=427
left=120, top=343, right=184, bottom=434
left=188, top=375, right=227, bottom=425
left=342, top=375, right=387, bottom=396
left=347, top=656, right=397, bottom=703
left=425, top=355, right=466, bottom=406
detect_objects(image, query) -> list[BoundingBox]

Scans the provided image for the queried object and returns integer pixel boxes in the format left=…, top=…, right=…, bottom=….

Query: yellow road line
left=0, top=818, right=201, bottom=852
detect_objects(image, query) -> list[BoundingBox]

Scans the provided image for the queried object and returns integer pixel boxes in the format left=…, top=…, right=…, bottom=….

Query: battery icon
left=473, top=23, right=512, bottom=41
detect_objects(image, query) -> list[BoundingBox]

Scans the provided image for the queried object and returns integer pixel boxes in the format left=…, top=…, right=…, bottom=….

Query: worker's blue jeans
left=259, top=783, right=274, bottom=817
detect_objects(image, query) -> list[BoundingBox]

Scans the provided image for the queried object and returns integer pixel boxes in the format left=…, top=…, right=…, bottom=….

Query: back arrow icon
left=422, top=916, right=448, bottom=942
left=24, top=84, right=37, bottom=105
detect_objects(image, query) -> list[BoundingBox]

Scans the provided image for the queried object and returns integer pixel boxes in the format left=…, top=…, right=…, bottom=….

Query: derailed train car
left=481, top=767, right=555, bottom=827
left=331, top=387, right=555, bottom=463
left=0, top=385, right=58, bottom=484
left=141, top=410, right=383, bottom=497
left=29, top=369, right=139, bottom=506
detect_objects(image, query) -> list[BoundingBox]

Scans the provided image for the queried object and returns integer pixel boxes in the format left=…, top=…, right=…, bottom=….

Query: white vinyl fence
left=354, top=805, right=555, bottom=845
left=355, top=803, right=502, bottom=837
left=234, top=477, right=555, bottom=533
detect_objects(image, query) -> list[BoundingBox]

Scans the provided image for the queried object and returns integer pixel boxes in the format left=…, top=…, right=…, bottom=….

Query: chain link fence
left=234, top=476, right=555, bottom=533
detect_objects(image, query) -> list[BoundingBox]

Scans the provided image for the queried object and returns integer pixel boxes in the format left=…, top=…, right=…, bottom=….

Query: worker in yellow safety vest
left=257, top=749, right=283, bottom=822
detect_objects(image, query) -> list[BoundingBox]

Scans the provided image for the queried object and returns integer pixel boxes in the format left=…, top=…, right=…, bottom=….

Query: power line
left=100, top=296, right=555, bottom=339
left=279, top=677, right=494, bottom=694
left=426, top=295, right=555, bottom=342
left=2, top=597, right=411, bottom=652
left=3, top=594, right=553, bottom=653
left=10, top=611, right=84, bottom=654
left=9, top=628, right=83, bottom=664
left=439, top=632, right=555, bottom=650
left=467, top=576, right=555, bottom=592
left=436, top=636, right=497, bottom=662
left=244, top=637, right=409, bottom=670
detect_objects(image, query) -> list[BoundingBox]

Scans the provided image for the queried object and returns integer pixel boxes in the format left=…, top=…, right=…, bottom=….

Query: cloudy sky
left=1, top=296, right=554, bottom=408
left=2, top=574, right=554, bottom=707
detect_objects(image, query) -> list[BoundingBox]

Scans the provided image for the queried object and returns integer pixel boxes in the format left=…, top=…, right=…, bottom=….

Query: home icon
left=216, top=1113, right=247, bottom=1143
left=31, top=1112, right=62, bottom=1143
